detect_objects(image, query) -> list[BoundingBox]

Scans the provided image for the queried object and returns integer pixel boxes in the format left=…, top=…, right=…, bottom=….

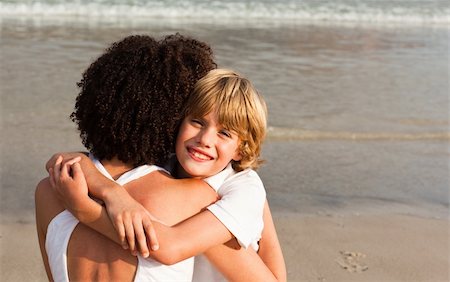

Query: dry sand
left=278, top=214, right=449, bottom=281
left=1, top=213, right=448, bottom=281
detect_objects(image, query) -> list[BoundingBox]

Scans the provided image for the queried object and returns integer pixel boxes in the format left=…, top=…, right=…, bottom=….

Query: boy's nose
left=196, top=129, right=214, bottom=148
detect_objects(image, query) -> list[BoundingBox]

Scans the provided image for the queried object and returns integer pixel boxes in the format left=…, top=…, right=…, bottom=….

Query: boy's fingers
left=113, top=218, right=128, bottom=249
left=143, top=217, right=159, bottom=251
left=53, top=155, right=63, bottom=180
left=48, top=168, right=56, bottom=188
left=71, top=162, right=84, bottom=181
left=60, top=161, right=71, bottom=179
left=133, top=218, right=149, bottom=257
left=124, top=216, right=136, bottom=255
left=64, top=157, right=82, bottom=167
left=46, top=153, right=59, bottom=172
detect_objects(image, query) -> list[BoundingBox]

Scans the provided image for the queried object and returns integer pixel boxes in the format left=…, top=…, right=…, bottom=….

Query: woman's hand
left=103, top=188, right=160, bottom=257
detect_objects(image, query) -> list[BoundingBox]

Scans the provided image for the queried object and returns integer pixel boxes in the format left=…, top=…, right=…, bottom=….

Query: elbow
left=273, top=264, right=287, bottom=282
left=152, top=255, right=178, bottom=266
left=276, top=273, right=287, bottom=282
left=149, top=244, right=187, bottom=265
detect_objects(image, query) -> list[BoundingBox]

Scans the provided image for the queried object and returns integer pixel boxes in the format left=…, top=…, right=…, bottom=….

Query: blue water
left=1, top=0, right=449, bottom=220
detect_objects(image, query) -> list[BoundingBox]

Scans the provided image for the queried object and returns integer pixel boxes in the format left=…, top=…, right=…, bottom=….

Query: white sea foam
left=267, top=127, right=450, bottom=141
left=0, top=0, right=448, bottom=26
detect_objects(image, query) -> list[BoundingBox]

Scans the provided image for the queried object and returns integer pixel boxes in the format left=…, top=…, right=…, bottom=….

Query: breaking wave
left=267, top=127, right=450, bottom=141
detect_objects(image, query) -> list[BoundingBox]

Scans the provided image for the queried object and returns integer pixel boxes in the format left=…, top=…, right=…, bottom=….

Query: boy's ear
left=232, top=151, right=242, bottom=162
left=232, top=141, right=244, bottom=161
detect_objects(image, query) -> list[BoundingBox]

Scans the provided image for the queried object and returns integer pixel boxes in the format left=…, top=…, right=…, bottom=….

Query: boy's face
left=176, top=110, right=242, bottom=178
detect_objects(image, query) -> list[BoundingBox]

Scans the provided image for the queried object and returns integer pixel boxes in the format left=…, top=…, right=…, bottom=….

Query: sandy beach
left=1, top=137, right=449, bottom=281
left=1, top=213, right=449, bottom=281
left=1, top=2, right=449, bottom=281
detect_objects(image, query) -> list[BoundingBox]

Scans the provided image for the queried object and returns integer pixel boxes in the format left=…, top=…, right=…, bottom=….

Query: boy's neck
left=174, top=159, right=231, bottom=180
left=175, top=162, right=193, bottom=179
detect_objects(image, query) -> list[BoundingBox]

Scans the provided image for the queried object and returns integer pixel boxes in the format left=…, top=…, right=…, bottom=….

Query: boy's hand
left=48, top=156, right=89, bottom=213
left=46, top=152, right=86, bottom=172
left=103, top=186, right=160, bottom=257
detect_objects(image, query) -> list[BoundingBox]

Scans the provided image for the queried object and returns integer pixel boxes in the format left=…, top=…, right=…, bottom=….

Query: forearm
left=46, top=152, right=122, bottom=200
left=257, top=201, right=287, bottom=281
left=77, top=157, right=122, bottom=200
left=146, top=210, right=234, bottom=265
left=76, top=205, right=233, bottom=265
left=204, top=241, right=277, bottom=282
left=202, top=201, right=286, bottom=282
left=70, top=196, right=121, bottom=245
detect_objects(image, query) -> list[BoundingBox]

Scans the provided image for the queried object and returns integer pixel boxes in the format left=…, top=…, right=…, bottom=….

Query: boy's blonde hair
left=183, top=69, right=267, bottom=171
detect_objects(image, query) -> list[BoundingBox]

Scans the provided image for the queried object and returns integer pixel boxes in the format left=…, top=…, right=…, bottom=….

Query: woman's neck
left=100, top=157, right=134, bottom=180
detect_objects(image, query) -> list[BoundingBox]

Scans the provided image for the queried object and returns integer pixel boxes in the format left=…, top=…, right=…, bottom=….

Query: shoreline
left=1, top=213, right=448, bottom=281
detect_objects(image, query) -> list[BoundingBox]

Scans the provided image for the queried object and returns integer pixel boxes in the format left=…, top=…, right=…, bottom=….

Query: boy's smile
left=176, top=110, right=241, bottom=179
left=187, top=147, right=214, bottom=161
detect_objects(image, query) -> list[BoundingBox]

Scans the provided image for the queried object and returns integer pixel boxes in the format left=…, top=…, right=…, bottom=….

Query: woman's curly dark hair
left=71, top=34, right=216, bottom=167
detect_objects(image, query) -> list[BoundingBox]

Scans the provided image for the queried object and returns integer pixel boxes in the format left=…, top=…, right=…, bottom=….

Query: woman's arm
left=258, top=201, right=286, bottom=281
left=35, top=178, right=59, bottom=281
left=201, top=201, right=286, bottom=282
left=204, top=239, right=278, bottom=282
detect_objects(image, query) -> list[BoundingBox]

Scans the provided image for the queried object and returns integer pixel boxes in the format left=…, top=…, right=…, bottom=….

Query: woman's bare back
left=36, top=169, right=217, bottom=281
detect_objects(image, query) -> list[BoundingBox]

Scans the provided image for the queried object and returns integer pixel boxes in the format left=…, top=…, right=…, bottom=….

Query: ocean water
left=1, top=0, right=449, bottom=24
left=1, top=0, right=449, bottom=220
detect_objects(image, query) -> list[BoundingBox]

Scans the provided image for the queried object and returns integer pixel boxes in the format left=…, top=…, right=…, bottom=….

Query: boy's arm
left=46, top=153, right=123, bottom=200
left=49, top=158, right=159, bottom=255
left=49, top=157, right=232, bottom=260
left=51, top=161, right=283, bottom=280
left=50, top=162, right=233, bottom=261
left=47, top=153, right=156, bottom=251
left=49, top=159, right=124, bottom=244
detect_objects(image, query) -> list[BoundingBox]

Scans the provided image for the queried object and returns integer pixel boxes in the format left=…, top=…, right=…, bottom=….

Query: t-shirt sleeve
left=206, top=169, right=266, bottom=249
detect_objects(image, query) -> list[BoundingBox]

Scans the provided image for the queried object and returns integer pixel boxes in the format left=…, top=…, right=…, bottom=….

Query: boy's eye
left=219, top=129, right=232, bottom=138
left=190, top=119, right=203, bottom=126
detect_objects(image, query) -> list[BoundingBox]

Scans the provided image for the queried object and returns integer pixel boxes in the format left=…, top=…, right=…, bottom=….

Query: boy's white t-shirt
left=203, top=163, right=266, bottom=250
left=192, top=163, right=267, bottom=282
